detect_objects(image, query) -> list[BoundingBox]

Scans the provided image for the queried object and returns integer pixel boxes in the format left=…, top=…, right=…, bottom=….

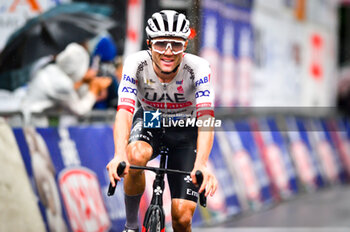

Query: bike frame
left=107, top=150, right=206, bottom=232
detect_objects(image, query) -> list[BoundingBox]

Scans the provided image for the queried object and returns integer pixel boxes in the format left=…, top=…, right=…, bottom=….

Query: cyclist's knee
left=172, top=212, right=192, bottom=231
left=127, top=141, right=153, bottom=166
left=171, top=199, right=196, bottom=231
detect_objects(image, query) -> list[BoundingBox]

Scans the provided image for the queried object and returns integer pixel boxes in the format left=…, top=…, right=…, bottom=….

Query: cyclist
left=106, top=10, right=218, bottom=232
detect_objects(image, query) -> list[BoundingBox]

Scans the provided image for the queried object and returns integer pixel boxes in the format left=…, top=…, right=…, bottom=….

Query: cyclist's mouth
left=160, top=58, right=174, bottom=66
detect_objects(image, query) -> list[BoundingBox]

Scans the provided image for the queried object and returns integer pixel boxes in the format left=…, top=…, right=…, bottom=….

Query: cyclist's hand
left=106, top=156, right=129, bottom=187
left=191, top=165, right=218, bottom=197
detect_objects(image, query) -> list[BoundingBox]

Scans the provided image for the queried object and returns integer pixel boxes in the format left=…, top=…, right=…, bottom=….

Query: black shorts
left=129, top=108, right=199, bottom=203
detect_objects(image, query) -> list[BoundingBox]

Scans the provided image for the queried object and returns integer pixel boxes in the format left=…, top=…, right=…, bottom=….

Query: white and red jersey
left=117, top=50, right=214, bottom=118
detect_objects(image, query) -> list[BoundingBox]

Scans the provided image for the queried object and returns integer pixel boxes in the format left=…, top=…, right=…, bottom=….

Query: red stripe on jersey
left=117, top=105, right=135, bottom=114
left=142, top=99, right=192, bottom=109
left=197, top=109, right=215, bottom=118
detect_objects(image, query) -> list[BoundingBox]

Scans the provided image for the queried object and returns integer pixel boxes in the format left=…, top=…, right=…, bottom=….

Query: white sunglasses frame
left=151, top=39, right=186, bottom=55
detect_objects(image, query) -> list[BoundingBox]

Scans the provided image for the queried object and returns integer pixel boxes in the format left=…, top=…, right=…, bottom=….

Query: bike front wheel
left=143, top=206, right=165, bottom=232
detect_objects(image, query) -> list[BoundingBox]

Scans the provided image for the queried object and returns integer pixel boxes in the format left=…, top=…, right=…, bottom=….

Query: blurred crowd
left=0, top=33, right=123, bottom=126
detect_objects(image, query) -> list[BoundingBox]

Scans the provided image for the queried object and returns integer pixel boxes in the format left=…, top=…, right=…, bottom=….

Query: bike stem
left=151, top=154, right=167, bottom=206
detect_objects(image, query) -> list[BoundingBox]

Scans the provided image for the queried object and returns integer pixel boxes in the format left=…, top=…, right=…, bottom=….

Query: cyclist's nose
left=164, top=46, right=174, bottom=55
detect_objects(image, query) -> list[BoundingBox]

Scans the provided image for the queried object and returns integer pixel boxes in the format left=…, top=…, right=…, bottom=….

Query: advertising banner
left=13, top=126, right=124, bottom=232
left=323, top=119, right=350, bottom=181
left=222, top=0, right=253, bottom=106
left=252, top=0, right=338, bottom=107
left=200, top=0, right=222, bottom=106
left=250, top=118, right=298, bottom=200
left=251, top=9, right=304, bottom=106
left=294, top=118, right=326, bottom=187
left=306, top=119, right=344, bottom=185
left=306, top=0, right=338, bottom=30
left=200, top=0, right=253, bottom=107
left=266, top=118, right=299, bottom=194
left=222, top=120, right=274, bottom=210
left=207, top=135, right=242, bottom=219
left=285, top=117, right=323, bottom=192
left=300, top=26, right=338, bottom=107
left=220, top=2, right=236, bottom=106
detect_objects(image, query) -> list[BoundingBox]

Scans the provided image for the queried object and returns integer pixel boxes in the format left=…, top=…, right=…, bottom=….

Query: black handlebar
left=107, top=162, right=207, bottom=207
left=107, top=161, right=126, bottom=196
left=195, top=170, right=207, bottom=207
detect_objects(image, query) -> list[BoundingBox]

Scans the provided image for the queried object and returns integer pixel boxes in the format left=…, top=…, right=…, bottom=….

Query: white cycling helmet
left=146, top=10, right=190, bottom=40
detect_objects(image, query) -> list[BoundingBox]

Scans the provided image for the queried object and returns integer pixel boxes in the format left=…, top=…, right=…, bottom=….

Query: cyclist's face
left=149, top=37, right=188, bottom=74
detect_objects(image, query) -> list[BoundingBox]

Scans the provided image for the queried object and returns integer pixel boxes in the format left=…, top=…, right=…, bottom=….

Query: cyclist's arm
left=107, top=54, right=138, bottom=186
left=193, top=116, right=216, bottom=195
left=191, top=60, right=218, bottom=197
left=107, top=109, right=133, bottom=187
left=113, top=109, right=133, bottom=161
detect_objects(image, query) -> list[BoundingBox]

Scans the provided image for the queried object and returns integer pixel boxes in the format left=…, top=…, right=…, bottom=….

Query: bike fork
left=142, top=154, right=167, bottom=232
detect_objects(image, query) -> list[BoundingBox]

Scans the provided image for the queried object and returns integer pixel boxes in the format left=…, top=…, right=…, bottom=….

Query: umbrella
left=5, top=2, right=113, bottom=46
left=0, top=3, right=116, bottom=90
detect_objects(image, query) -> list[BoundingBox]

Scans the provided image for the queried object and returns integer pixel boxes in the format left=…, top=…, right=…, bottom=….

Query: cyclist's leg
left=124, top=141, right=153, bottom=195
left=171, top=199, right=197, bottom=232
left=167, top=144, right=199, bottom=232
left=123, top=109, right=161, bottom=231
left=123, top=141, right=152, bottom=231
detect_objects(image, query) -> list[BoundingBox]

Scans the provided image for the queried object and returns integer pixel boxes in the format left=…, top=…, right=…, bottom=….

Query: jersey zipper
left=162, top=83, right=167, bottom=133
left=162, top=83, right=168, bottom=113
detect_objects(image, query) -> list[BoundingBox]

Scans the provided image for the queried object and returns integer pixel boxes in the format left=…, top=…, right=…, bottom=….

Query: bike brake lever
left=107, top=161, right=126, bottom=196
left=195, top=170, right=207, bottom=208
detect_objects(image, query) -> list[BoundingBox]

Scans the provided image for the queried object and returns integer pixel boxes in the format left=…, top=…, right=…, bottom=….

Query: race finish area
left=193, top=185, right=350, bottom=232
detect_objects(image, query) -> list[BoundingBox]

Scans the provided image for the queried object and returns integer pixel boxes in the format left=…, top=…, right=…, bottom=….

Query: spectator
left=21, top=42, right=111, bottom=125
left=89, top=34, right=121, bottom=109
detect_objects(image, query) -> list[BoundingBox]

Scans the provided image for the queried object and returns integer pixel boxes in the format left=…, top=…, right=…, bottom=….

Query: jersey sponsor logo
left=123, top=74, right=137, bottom=84
left=196, top=102, right=212, bottom=108
left=176, top=80, right=183, bottom=85
left=136, top=61, right=147, bottom=78
left=177, top=85, right=184, bottom=94
left=142, top=99, right=192, bottom=109
left=122, top=87, right=138, bottom=95
left=195, top=76, right=209, bottom=86
left=121, top=98, right=136, bottom=105
left=145, top=92, right=186, bottom=103
left=186, top=188, right=199, bottom=198
left=184, top=175, right=192, bottom=183
left=183, top=64, right=195, bottom=80
left=195, top=90, right=210, bottom=98
left=145, top=79, right=156, bottom=86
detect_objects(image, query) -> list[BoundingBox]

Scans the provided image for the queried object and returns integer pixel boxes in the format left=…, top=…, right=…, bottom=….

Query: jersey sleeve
left=117, top=55, right=138, bottom=114
left=194, top=60, right=215, bottom=118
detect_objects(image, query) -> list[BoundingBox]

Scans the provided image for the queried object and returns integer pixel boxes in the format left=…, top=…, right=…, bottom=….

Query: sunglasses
left=151, top=39, right=186, bottom=54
